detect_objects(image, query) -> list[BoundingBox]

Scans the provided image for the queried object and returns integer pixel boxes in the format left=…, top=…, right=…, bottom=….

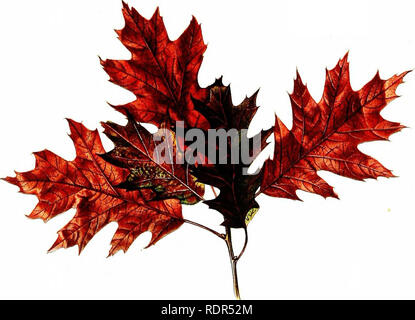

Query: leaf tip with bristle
left=343, top=50, right=350, bottom=61
left=47, top=241, right=59, bottom=254
left=2, top=176, right=17, bottom=186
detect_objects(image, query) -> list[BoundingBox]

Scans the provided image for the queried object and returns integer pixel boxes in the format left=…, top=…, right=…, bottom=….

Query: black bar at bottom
left=0, top=300, right=413, bottom=319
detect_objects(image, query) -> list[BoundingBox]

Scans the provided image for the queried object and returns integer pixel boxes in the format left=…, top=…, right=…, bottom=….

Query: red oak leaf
left=191, top=79, right=271, bottom=227
left=261, top=54, right=409, bottom=200
left=4, top=120, right=183, bottom=256
left=100, top=113, right=204, bottom=205
left=101, top=1, right=209, bottom=129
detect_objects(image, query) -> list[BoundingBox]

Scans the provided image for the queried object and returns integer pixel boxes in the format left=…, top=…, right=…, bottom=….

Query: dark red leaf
left=101, top=113, right=205, bottom=205
left=191, top=79, right=271, bottom=227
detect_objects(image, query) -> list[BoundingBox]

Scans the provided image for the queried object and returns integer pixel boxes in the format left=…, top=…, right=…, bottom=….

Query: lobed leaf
left=261, top=54, right=409, bottom=200
left=101, top=1, right=209, bottom=129
left=4, top=120, right=183, bottom=255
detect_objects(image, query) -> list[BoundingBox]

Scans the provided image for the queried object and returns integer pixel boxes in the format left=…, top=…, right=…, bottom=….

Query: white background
left=0, top=0, right=415, bottom=299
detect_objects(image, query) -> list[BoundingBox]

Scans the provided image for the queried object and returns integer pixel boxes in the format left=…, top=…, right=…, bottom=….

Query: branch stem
left=210, top=185, right=218, bottom=197
left=183, top=218, right=225, bottom=239
left=235, top=226, right=248, bottom=261
left=184, top=213, right=249, bottom=300
left=225, top=226, right=241, bottom=300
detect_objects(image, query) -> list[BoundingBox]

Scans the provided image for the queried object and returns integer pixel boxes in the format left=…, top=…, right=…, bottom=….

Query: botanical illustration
left=4, top=2, right=409, bottom=299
